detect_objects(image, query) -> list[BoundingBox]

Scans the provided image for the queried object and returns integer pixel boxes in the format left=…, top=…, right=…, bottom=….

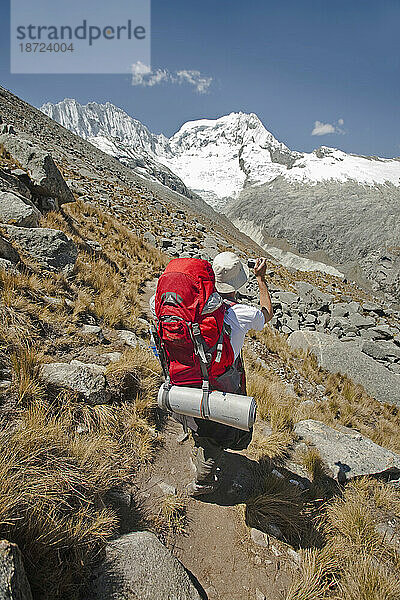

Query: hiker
left=187, top=252, right=273, bottom=495
left=150, top=253, right=273, bottom=496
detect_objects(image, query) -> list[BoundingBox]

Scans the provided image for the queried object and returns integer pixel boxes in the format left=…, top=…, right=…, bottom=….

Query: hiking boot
left=186, top=478, right=218, bottom=497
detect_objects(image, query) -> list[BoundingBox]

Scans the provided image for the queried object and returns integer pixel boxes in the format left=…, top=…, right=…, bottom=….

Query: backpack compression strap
left=191, top=323, right=211, bottom=419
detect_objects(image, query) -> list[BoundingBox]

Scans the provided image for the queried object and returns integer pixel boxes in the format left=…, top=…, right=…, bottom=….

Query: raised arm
left=254, top=258, right=273, bottom=323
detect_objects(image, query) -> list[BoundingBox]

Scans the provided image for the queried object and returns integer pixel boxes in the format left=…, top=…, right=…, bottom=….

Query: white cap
left=212, top=252, right=249, bottom=294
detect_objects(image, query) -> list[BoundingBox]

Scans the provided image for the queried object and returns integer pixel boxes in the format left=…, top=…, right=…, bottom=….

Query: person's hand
left=254, top=258, right=267, bottom=279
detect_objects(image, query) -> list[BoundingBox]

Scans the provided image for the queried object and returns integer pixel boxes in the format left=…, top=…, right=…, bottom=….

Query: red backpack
left=153, top=258, right=234, bottom=412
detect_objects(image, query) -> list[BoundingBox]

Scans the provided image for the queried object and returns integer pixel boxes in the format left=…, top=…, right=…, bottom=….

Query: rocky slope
left=41, top=99, right=400, bottom=301
left=1, top=87, right=400, bottom=600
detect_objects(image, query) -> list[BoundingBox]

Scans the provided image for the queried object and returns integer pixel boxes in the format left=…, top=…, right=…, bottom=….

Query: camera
left=247, top=258, right=257, bottom=269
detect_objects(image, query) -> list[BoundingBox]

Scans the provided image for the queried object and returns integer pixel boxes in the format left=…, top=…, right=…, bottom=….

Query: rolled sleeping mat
left=158, top=384, right=256, bottom=431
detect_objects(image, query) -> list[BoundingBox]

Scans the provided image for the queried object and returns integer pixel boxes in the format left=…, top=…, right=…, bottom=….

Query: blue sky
left=1, top=0, right=399, bottom=157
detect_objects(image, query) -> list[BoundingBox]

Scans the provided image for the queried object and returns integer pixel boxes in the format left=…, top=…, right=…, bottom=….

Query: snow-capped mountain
left=41, top=99, right=400, bottom=209
left=40, top=99, right=194, bottom=199
left=41, top=99, right=400, bottom=301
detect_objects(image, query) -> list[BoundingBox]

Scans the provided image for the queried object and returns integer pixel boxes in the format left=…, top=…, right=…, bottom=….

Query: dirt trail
left=136, top=418, right=294, bottom=600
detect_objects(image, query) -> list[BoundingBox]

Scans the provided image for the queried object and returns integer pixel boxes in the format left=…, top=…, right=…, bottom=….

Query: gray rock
left=102, top=352, right=122, bottom=363
left=360, top=328, right=386, bottom=341
left=160, top=238, right=173, bottom=249
left=0, top=192, right=41, bottom=228
left=117, top=330, right=139, bottom=347
left=294, top=281, right=334, bottom=310
left=85, top=240, right=102, bottom=253
left=0, top=258, right=19, bottom=274
left=143, top=231, right=156, bottom=245
left=348, top=312, right=376, bottom=329
left=295, top=420, right=400, bottom=483
left=331, top=303, right=350, bottom=318
left=274, top=291, right=298, bottom=306
left=286, top=317, right=300, bottom=331
left=81, top=325, right=105, bottom=341
left=318, top=313, right=330, bottom=328
left=0, top=168, right=32, bottom=200
left=0, top=132, right=74, bottom=204
left=251, top=528, right=268, bottom=547
left=0, top=235, right=19, bottom=263
left=90, top=531, right=204, bottom=600
left=157, top=482, right=177, bottom=495
left=362, top=301, right=384, bottom=313
left=369, top=325, right=395, bottom=340
left=329, top=316, right=348, bottom=331
left=41, top=360, right=111, bottom=404
left=288, top=330, right=400, bottom=406
left=304, top=314, right=317, bottom=324
left=389, top=364, right=400, bottom=374
left=362, top=341, right=400, bottom=361
left=331, top=301, right=359, bottom=318
left=2, top=225, right=77, bottom=273
left=0, top=539, right=33, bottom=600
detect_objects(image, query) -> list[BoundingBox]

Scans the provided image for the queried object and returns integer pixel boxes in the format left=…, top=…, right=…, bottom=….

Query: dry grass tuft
left=155, top=494, right=186, bottom=536
left=11, top=343, right=45, bottom=404
left=286, top=477, right=400, bottom=599
left=301, top=447, right=326, bottom=482
left=245, top=351, right=296, bottom=432
left=337, top=556, right=400, bottom=600
left=286, top=547, right=338, bottom=600
left=249, top=428, right=293, bottom=462
left=245, top=464, right=307, bottom=545
left=105, top=347, right=161, bottom=416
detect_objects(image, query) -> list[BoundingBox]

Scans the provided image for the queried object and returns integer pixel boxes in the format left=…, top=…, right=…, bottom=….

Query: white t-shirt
left=224, top=303, right=265, bottom=359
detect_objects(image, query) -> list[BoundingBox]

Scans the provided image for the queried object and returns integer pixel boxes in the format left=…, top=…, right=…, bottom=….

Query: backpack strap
left=191, top=322, right=211, bottom=419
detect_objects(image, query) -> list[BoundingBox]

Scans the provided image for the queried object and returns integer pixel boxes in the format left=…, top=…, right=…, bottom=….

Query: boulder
left=295, top=420, right=400, bottom=483
left=81, top=325, right=105, bottom=342
left=0, top=235, right=19, bottom=263
left=362, top=301, right=384, bottom=313
left=331, top=301, right=359, bottom=318
left=0, top=539, right=33, bottom=600
left=0, top=132, right=74, bottom=204
left=288, top=330, right=400, bottom=406
left=90, top=531, right=204, bottom=600
left=0, top=168, right=32, bottom=200
left=117, top=330, right=139, bottom=348
left=369, top=325, right=395, bottom=340
left=362, top=341, right=400, bottom=361
left=2, top=225, right=77, bottom=273
left=294, top=281, right=334, bottom=310
left=274, top=291, right=298, bottom=306
left=143, top=231, right=156, bottom=246
left=348, top=312, right=376, bottom=329
left=0, top=258, right=19, bottom=275
left=0, top=192, right=40, bottom=228
left=41, top=360, right=111, bottom=404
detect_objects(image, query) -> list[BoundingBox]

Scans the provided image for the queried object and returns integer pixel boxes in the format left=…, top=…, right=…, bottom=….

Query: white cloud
left=175, top=70, right=213, bottom=94
left=311, top=119, right=346, bottom=136
left=131, top=62, right=213, bottom=94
